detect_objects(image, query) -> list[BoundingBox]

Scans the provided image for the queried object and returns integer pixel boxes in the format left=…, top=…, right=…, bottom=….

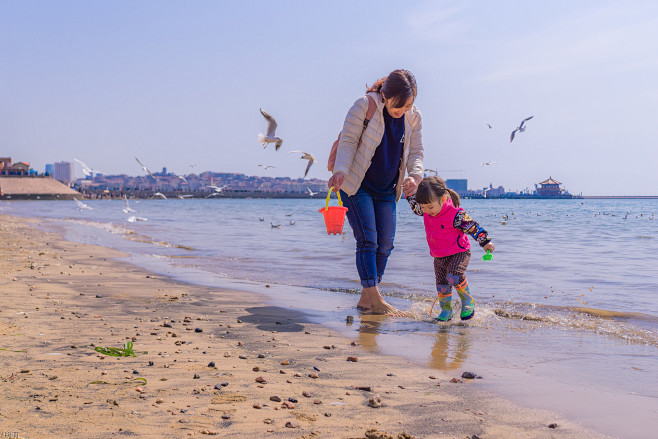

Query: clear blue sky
left=2, top=0, right=657, bottom=195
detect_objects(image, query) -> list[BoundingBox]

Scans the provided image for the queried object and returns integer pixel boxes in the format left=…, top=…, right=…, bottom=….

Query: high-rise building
left=45, top=164, right=54, bottom=176
left=446, top=179, right=468, bottom=196
left=54, top=161, right=74, bottom=184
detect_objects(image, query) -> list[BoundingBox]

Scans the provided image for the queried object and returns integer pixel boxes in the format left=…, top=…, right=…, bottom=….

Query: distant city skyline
left=2, top=1, right=658, bottom=195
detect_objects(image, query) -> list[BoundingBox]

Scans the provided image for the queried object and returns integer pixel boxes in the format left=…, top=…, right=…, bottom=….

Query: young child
left=408, top=176, right=495, bottom=321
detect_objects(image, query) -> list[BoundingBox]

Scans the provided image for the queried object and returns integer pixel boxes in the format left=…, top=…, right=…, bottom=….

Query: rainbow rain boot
left=435, top=285, right=453, bottom=322
left=455, top=279, right=475, bottom=320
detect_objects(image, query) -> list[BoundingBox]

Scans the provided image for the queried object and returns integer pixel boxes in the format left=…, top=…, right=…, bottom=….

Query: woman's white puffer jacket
left=333, top=91, right=424, bottom=201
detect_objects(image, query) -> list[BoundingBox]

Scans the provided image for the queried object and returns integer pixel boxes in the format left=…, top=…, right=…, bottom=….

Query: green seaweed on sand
left=1, top=347, right=27, bottom=352
left=93, top=341, right=147, bottom=357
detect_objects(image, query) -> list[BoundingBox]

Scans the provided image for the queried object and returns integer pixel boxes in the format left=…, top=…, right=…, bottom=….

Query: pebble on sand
left=347, top=356, right=358, bottom=362
left=461, top=371, right=480, bottom=379
left=368, top=394, right=383, bottom=408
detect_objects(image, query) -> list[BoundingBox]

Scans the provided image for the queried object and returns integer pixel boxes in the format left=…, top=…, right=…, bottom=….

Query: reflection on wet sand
left=429, top=327, right=470, bottom=371
left=354, top=313, right=471, bottom=371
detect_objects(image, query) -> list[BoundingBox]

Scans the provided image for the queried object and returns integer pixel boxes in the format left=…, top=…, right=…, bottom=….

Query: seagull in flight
left=486, top=124, right=493, bottom=129
left=206, top=184, right=227, bottom=193
left=258, top=164, right=276, bottom=170
left=73, top=158, right=100, bottom=177
left=178, top=175, right=188, bottom=183
left=258, top=109, right=283, bottom=150
left=481, top=161, right=496, bottom=167
left=135, top=156, right=155, bottom=178
left=307, top=187, right=317, bottom=196
left=424, top=168, right=438, bottom=176
left=153, top=192, right=167, bottom=199
left=288, top=150, right=317, bottom=178
left=510, top=116, right=534, bottom=143
left=122, top=195, right=136, bottom=213
left=74, top=198, right=93, bottom=211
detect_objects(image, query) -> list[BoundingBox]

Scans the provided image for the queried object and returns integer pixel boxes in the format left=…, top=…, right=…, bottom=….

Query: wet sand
left=0, top=213, right=611, bottom=438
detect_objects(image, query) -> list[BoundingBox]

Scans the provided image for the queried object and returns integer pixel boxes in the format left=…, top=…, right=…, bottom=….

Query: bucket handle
left=325, top=187, right=343, bottom=210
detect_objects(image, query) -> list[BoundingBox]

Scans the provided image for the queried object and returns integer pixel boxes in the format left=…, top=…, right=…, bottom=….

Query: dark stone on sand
left=193, top=374, right=200, bottom=379
left=270, top=395, right=282, bottom=402
left=208, top=361, right=215, bottom=367
left=285, top=421, right=296, bottom=428
left=132, top=370, right=139, bottom=374
left=148, top=361, right=154, bottom=366
left=221, top=382, right=229, bottom=387
left=214, top=384, right=222, bottom=390
left=258, top=353, right=265, bottom=358
left=163, top=322, right=172, bottom=328
left=548, top=423, right=558, bottom=429
left=194, top=328, right=203, bottom=333
left=313, top=366, right=320, bottom=371
left=288, top=397, right=298, bottom=403
left=95, top=295, right=102, bottom=298
left=353, top=386, right=372, bottom=392
left=461, top=371, right=480, bottom=379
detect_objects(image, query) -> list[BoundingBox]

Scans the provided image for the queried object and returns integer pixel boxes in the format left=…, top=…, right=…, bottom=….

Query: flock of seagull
left=75, top=112, right=535, bottom=200
left=258, top=108, right=317, bottom=178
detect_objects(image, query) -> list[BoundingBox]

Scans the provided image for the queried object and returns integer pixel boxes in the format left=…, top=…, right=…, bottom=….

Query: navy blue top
left=361, top=106, right=405, bottom=196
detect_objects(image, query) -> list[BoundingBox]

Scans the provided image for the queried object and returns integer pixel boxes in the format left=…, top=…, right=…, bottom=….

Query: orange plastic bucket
left=319, top=188, right=348, bottom=235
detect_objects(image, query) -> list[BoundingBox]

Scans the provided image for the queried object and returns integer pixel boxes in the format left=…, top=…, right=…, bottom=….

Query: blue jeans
left=341, top=188, right=397, bottom=288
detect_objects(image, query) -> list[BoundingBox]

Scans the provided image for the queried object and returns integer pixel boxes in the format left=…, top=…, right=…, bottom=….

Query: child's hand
left=484, top=242, right=495, bottom=253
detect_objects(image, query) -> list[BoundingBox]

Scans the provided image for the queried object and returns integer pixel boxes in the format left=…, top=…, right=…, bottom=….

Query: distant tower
left=536, top=177, right=564, bottom=197
left=54, top=161, right=74, bottom=184
left=45, top=164, right=54, bottom=176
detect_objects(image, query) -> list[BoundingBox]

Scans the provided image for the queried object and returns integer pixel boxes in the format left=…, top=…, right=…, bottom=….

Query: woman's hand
left=484, top=242, right=495, bottom=253
left=402, top=176, right=418, bottom=197
left=328, top=172, right=345, bottom=192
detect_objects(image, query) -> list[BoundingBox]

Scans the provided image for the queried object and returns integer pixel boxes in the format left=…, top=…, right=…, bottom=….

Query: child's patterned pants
left=434, top=250, right=471, bottom=292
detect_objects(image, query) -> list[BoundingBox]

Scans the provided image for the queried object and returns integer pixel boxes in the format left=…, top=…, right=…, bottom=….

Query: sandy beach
left=0, top=213, right=611, bottom=439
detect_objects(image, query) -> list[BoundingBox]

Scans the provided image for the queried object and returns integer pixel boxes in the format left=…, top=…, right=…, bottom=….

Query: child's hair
left=366, top=69, right=417, bottom=108
left=415, top=176, right=461, bottom=207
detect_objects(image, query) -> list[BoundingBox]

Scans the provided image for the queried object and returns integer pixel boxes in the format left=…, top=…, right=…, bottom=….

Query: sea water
left=3, top=197, right=657, bottom=437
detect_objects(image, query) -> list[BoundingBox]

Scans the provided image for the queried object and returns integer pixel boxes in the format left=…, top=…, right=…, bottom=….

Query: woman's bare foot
left=362, top=286, right=405, bottom=316
left=356, top=289, right=371, bottom=310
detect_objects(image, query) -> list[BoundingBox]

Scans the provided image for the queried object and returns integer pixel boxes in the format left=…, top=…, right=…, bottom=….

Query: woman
left=328, top=69, right=424, bottom=315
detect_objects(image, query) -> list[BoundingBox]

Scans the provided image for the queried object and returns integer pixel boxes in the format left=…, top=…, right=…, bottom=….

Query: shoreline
left=0, top=213, right=614, bottom=438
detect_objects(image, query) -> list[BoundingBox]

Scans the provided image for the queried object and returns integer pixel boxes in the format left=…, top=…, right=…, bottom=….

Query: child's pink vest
left=423, top=198, right=470, bottom=257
